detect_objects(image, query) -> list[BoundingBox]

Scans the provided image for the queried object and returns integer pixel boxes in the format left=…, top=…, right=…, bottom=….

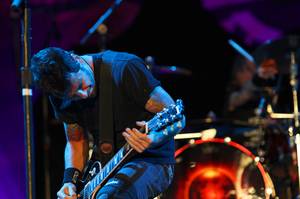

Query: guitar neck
left=80, top=117, right=160, bottom=198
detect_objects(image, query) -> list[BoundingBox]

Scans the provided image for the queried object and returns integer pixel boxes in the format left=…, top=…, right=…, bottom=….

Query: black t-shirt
left=49, top=50, right=175, bottom=164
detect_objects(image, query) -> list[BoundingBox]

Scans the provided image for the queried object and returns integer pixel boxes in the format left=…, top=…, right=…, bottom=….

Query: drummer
left=223, top=54, right=296, bottom=199
left=223, top=37, right=300, bottom=199
left=223, top=55, right=278, bottom=122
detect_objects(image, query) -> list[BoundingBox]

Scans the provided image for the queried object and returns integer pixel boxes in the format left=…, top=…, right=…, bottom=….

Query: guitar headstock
left=150, top=99, right=184, bottom=131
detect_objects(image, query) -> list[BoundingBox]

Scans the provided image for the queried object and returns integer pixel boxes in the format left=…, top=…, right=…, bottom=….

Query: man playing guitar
left=31, top=47, right=185, bottom=199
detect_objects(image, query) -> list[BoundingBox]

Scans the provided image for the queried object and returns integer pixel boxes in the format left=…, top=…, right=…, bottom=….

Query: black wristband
left=62, top=168, right=81, bottom=185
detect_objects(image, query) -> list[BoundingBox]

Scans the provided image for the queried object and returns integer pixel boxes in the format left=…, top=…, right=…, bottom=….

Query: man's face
left=64, top=54, right=95, bottom=101
left=235, top=61, right=256, bottom=86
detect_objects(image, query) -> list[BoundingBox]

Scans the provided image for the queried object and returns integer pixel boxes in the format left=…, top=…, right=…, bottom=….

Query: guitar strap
left=92, top=52, right=115, bottom=165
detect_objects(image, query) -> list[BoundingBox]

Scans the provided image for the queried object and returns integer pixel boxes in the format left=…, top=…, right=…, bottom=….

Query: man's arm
left=227, top=81, right=255, bottom=111
left=145, top=86, right=175, bottom=113
left=57, top=123, right=89, bottom=199
left=63, top=123, right=89, bottom=170
left=122, top=86, right=185, bottom=152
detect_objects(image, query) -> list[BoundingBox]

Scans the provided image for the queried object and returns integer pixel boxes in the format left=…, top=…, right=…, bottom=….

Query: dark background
left=2, top=0, right=300, bottom=198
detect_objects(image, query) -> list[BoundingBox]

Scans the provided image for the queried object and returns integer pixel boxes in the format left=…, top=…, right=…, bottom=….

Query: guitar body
left=77, top=99, right=184, bottom=199
left=78, top=161, right=102, bottom=199
left=77, top=161, right=101, bottom=199
left=78, top=144, right=134, bottom=199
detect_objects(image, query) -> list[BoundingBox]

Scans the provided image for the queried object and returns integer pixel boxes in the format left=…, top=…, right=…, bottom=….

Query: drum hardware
left=269, top=113, right=295, bottom=119
left=174, top=132, right=202, bottom=140
left=289, top=51, right=300, bottom=196
left=265, top=50, right=300, bottom=196
left=252, top=36, right=300, bottom=197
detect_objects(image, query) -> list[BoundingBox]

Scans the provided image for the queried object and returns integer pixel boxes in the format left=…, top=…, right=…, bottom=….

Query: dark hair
left=31, top=47, right=80, bottom=97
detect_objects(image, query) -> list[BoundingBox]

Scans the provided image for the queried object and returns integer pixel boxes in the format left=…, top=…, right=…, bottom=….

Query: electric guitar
left=77, top=99, right=184, bottom=199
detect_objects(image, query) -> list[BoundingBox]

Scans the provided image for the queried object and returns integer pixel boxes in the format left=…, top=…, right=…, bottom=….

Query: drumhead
left=162, top=138, right=275, bottom=199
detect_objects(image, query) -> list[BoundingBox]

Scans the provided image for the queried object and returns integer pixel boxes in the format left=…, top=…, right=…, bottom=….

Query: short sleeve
left=122, top=57, right=161, bottom=107
left=48, top=96, right=77, bottom=124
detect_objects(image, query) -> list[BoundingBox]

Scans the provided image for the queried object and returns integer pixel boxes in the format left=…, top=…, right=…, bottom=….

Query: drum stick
left=174, top=128, right=217, bottom=140
left=228, top=39, right=255, bottom=63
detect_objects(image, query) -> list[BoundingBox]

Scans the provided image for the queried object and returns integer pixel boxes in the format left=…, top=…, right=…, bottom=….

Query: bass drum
left=162, top=138, right=276, bottom=199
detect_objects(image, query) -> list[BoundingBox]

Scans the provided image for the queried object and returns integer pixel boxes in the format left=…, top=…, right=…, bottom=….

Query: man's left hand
left=122, top=123, right=152, bottom=153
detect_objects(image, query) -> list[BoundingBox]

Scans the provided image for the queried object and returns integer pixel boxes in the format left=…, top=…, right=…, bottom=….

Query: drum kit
left=154, top=35, right=300, bottom=199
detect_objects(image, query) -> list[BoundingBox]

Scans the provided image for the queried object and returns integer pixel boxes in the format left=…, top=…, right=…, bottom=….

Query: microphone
left=144, top=56, right=155, bottom=71
left=10, top=0, right=24, bottom=19
left=80, top=0, right=123, bottom=45
left=11, top=0, right=23, bottom=10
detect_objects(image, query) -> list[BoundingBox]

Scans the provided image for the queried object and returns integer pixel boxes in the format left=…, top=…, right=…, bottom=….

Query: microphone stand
left=11, top=0, right=36, bottom=198
left=80, top=0, right=123, bottom=46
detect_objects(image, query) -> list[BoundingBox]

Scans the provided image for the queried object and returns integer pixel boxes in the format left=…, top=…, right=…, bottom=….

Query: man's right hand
left=57, top=182, right=77, bottom=199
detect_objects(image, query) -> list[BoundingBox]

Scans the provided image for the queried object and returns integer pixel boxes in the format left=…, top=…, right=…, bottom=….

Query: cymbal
left=152, top=65, right=192, bottom=76
left=145, top=56, right=192, bottom=76
left=253, top=35, right=300, bottom=74
left=187, top=117, right=260, bottom=127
